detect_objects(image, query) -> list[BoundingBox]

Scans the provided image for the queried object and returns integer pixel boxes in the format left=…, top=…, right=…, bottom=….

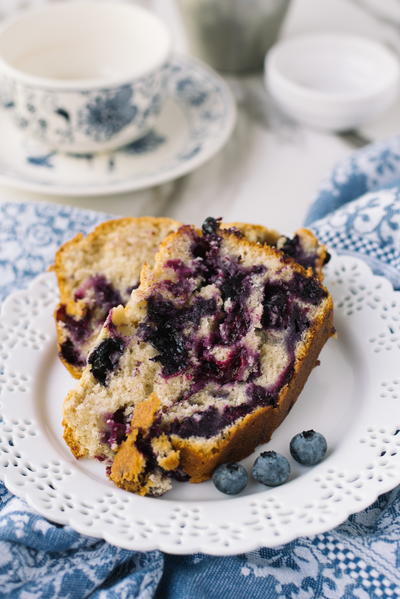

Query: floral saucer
left=0, top=55, right=236, bottom=196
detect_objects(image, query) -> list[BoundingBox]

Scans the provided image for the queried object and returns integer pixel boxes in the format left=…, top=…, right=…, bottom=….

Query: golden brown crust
left=110, top=394, right=179, bottom=496
left=109, top=394, right=161, bottom=495
left=62, top=421, right=87, bottom=458
left=110, top=428, right=147, bottom=494
left=51, top=232, right=85, bottom=308
left=152, top=435, right=180, bottom=471
left=223, top=222, right=282, bottom=246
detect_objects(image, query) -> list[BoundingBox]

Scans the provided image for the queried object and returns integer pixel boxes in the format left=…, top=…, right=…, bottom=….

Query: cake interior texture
left=53, top=216, right=328, bottom=379
left=63, top=218, right=333, bottom=496
left=52, top=217, right=180, bottom=376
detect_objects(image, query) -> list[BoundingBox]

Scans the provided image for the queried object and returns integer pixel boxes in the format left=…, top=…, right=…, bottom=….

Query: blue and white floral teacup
left=0, top=1, right=171, bottom=153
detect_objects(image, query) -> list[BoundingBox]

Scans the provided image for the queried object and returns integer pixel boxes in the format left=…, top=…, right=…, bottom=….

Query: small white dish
left=0, top=1, right=171, bottom=152
left=1, top=255, right=400, bottom=555
left=266, top=33, right=400, bottom=132
left=0, top=54, right=236, bottom=196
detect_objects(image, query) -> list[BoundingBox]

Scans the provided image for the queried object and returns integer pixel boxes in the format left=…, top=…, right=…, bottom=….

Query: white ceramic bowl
left=0, top=1, right=171, bottom=152
left=265, top=33, right=400, bottom=132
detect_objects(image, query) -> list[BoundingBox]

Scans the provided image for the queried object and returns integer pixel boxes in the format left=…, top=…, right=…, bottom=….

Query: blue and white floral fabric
left=305, top=135, right=400, bottom=290
left=1, top=136, right=400, bottom=598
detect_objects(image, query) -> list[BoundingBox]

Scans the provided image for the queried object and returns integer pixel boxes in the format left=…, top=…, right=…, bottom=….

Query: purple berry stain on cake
left=167, top=396, right=273, bottom=439
left=140, top=294, right=217, bottom=377
left=56, top=305, right=92, bottom=366
left=261, top=272, right=326, bottom=370
left=59, top=338, right=86, bottom=367
left=74, top=274, right=123, bottom=312
left=279, top=235, right=316, bottom=270
left=164, top=381, right=276, bottom=441
left=56, top=305, right=92, bottom=343
left=292, top=271, right=326, bottom=304
left=162, top=259, right=197, bottom=297
left=192, top=341, right=258, bottom=388
left=57, top=275, right=127, bottom=368
left=279, top=234, right=331, bottom=271
left=102, top=408, right=131, bottom=448
left=261, top=284, right=289, bottom=329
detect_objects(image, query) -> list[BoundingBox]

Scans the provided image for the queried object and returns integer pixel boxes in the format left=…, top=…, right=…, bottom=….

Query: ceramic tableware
left=0, top=1, right=171, bottom=152
left=266, top=33, right=400, bottom=131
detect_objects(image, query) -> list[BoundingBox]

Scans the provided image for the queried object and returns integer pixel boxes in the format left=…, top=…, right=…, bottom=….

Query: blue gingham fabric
left=1, top=136, right=400, bottom=598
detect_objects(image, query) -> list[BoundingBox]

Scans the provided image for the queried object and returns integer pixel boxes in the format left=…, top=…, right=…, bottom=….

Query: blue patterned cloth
left=305, top=135, right=400, bottom=290
left=1, top=136, right=400, bottom=598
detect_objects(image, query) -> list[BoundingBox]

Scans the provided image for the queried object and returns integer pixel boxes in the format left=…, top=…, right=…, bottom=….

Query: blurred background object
left=265, top=33, right=400, bottom=132
left=177, top=0, right=290, bottom=73
left=0, top=1, right=172, bottom=153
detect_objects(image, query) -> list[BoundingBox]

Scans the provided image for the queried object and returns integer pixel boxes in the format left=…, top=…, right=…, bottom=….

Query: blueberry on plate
left=252, top=451, right=290, bottom=487
left=290, top=430, right=327, bottom=465
left=212, top=463, right=248, bottom=495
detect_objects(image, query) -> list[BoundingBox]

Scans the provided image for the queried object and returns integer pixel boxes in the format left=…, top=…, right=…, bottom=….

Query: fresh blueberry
left=202, top=216, right=220, bottom=236
left=212, top=463, right=248, bottom=495
left=252, top=451, right=290, bottom=486
left=290, top=430, right=327, bottom=465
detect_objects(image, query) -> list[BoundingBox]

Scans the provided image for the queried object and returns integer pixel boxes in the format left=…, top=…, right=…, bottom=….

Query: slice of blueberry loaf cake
left=63, top=218, right=334, bottom=496
left=52, top=217, right=181, bottom=378
left=53, top=217, right=328, bottom=379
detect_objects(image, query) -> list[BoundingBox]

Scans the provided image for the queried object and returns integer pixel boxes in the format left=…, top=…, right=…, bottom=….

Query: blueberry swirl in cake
left=53, top=217, right=329, bottom=379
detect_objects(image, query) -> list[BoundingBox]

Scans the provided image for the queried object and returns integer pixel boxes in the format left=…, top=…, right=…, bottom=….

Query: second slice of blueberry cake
left=63, top=219, right=334, bottom=496
left=52, top=217, right=181, bottom=378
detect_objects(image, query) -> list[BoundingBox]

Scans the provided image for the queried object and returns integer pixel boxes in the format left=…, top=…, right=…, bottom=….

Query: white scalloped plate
left=0, top=254, right=400, bottom=555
